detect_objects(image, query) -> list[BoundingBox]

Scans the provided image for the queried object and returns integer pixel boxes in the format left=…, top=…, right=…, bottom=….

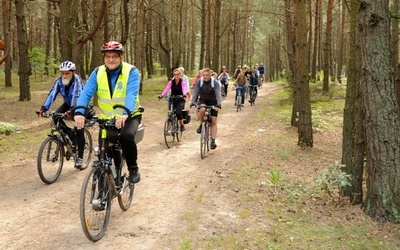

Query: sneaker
left=129, top=169, right=141, bottom=183
left=196, top=124, right=202, bottom=134
left=180, top=125, right=185, bottom=132
left=241, top=104, right=244, bottom=107
left=75, top=158, right=83, bottom=168
left=210, top=140, right=217, bottom=149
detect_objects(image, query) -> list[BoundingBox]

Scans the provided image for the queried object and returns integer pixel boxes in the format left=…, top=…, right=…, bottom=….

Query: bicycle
left=248, top=85, right=257, bottom=106
left=36, top=106, right=94, bottom=184
left=160, top=95, right=186, bottom=148
left=198, top=105, right=214, bottom=159
left=220, top=83, right=226, bottom=100
left=235, top=86, right=243, bottom=112
left=80, top=104, right=145, bottom=242
left=258, top=74, right=264, bottom=88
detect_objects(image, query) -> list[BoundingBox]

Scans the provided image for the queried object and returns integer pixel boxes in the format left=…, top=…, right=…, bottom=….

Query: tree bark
left=14, top=0, right=31, bottom=101
left=295, top=0, right=313, bottom=147
left=359, top=0, right=400, bottom=222
left=2, top=0, right=12, bottom=87
left=341, top=0, right=364, bottom=204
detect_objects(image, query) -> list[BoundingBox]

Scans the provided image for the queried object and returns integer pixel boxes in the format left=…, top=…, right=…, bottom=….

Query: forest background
left=2, top=0, right=400, bottom=226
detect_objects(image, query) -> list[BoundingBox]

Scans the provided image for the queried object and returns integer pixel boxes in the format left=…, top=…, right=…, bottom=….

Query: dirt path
left=0, top=83, right=277, bottom=249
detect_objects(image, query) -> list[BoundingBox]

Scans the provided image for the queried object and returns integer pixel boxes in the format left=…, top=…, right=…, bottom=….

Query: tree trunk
left=359, top=0, right=400, bottom=222
left=2, top=0, right=12, bottom=87
left=341, top=0, right=364, bottom=204
left=311, top=0, right=321, bottom=82
left=295, top=0, right=313, bottom=147
left=15, top=0, right=31, bottom=101
left=323, top=0, right=334, bottom=93
left=336, top=0, right=345, bottom=84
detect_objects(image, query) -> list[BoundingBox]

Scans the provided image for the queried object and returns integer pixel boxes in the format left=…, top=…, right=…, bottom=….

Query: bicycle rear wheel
left=37, top=136, right=64, bottom=184
left=117, top=157, right=134, bottom=211
left=78, top=129, right=93, bottom=170
left=164, top=118, right=175, bottom=148
left=80, top=166, right=112, bottom=242
left=175, top=119, right=182, bottom=142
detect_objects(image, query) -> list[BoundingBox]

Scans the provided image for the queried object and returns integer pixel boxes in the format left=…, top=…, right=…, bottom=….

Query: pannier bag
left=182, top=110, right=191, bottom=124
left=134, top=123, right=145, bottom=144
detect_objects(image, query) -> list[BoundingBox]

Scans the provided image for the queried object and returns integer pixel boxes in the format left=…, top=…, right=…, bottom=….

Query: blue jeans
left=235, top=85, right=245, bottom=105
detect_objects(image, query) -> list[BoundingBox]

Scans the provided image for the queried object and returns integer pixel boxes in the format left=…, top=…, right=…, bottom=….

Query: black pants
left=56, top=102, right=85, bottom=158
left=221, top=81, right=228, bottom=97
left=171, top=100, right=185, bottom=120
left=119, top=115, right=141, bottom=170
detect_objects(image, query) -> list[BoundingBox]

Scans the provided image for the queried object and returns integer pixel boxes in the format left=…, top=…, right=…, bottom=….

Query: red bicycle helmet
left=101, top=41, right=124, bottom=54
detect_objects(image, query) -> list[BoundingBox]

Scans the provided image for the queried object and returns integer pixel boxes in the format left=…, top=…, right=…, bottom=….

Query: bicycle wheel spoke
left=37, top=137, right=64, bottom=184
left=164, top=118, right=175, bottom=148
left=80, top=167, right=111, bottom=242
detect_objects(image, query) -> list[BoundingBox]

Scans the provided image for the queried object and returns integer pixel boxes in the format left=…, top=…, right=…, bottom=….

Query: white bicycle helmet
left=59, top=61, right=76, bottom=71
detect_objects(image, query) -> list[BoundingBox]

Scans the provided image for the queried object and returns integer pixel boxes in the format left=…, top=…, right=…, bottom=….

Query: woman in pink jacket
left=158, top=69, right=188, bottom=132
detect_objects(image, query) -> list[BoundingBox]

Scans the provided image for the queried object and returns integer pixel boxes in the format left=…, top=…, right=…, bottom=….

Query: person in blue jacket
left=38, top=61, right=86, bottom=168
left=74, top=41, right=142, bottom=184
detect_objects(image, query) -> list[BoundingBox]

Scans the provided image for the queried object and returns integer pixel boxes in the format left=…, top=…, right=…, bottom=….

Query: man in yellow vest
left=74, top=41, right=142, bottom=183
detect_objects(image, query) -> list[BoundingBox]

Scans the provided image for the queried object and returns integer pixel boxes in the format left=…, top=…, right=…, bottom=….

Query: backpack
left=199, top=77, right=215, bottom=88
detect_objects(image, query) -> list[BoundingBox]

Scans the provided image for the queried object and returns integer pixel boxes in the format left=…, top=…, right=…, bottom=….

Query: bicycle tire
left=117, top=157, right=134, bottom=211
left=164, top=118, right=175, bottom=148
left=80, top=166, right=112, bottom=242
left=78, top=129, right=93, bottom=170
left=200, top=122, right=207, bottom=159
left=236, top=94, right=241, bottom=112
left=37, top=136, right=64, bottom=184
left=175, top=118, right=182, bottom=142
left=250, top=90, right=255, bottom=106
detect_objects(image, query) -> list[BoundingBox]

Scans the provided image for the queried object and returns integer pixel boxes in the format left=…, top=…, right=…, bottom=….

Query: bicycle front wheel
left=117, top=157, right=134, bottom=211
left=80, top=166, right=112, bottom=242
left=37, top=136, right=64, bottom=184
left=164, top=118, right=175, bottom=148
left=200, top=122, right=207, bottom=159
left=79, top=129, right=93, bottom=170
left=236, top=95, right=241, bottom=112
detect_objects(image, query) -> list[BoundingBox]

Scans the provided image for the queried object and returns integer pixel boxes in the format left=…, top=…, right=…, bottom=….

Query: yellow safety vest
left=96, top=62, right=142, bottom=119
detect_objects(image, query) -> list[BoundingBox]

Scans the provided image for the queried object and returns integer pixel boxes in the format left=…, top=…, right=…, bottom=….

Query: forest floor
left=0, top=78, right=399, bottom=249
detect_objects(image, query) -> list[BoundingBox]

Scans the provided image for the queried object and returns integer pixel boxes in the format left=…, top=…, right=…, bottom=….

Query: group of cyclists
left=38, top=41, right=141, bottom=184
left=38, top=38, right=265, bottom=184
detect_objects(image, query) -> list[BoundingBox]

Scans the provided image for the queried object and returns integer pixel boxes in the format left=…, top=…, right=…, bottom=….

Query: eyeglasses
left=104, top=55, right=120, bottom=60
left=173, top=74, right=180, bottom=76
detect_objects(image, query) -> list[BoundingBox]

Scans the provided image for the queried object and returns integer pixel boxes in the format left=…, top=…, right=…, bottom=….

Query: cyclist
left=74, top=41, right=142, bottom=184
left=258, top=63, right=265, bottom=82
left=248, top=69, right=258, bottom=103
left=234, top=73, right=247, bottom=107
left=218, top=67, right=229, bottom=98
left=38, top=61, right=85, bottom=168
left=190, top=68, right=222, bottom=149
left=158, top=68, right=187, bottom=132
left=233, top=65, right=242, bottom=79
left=178, top=67, right=191, bottom=100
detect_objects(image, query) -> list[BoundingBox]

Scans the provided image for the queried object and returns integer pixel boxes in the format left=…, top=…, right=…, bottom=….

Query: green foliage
left=267, top=169, right=282, bottom=192
left=0, top=122, right=16, bottom=135
left=29, top=46, right=58, bottom=78
left=314, top=163, right=352, bottom=197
